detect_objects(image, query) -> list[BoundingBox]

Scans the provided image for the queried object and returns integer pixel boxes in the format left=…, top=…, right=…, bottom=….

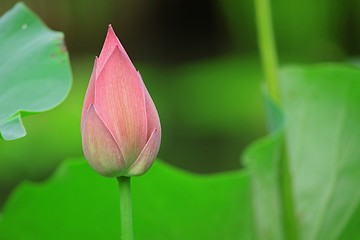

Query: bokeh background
left=1, top=0, right=359, bottom=207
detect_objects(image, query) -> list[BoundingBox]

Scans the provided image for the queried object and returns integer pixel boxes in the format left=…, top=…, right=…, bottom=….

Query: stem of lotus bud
left=117, top=176, right=133, bottom=240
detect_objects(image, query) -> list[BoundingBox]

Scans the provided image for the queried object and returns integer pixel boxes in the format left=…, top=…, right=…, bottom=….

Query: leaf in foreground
left=0, top=159, right=253, bottom=240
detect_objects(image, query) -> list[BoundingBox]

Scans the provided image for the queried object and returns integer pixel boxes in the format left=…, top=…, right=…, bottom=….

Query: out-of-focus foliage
left=0, top=159, right=253, bottom=240
left=163, top=56, right=265, bottom=172
left=245, top=102, right=284, bottom=239
left=218, top=0, right=344, bottom=61
left=1, top=1, right=360, bottom=239
left=280, top=65, right=360, bottom=240
left=0, top=55, right=266, bottom=208
left=246, top=64, right=360, bottom=240
left=2, top=64, right=360, bottom=240
left=0, top=2, right=71, bottom=140
left=1, top=0, right=357, bottom=189
left=1, top=0, right=355, bottom=62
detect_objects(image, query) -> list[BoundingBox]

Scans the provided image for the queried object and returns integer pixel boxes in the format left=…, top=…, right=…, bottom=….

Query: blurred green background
left=1, top=0, right=359, bottom=206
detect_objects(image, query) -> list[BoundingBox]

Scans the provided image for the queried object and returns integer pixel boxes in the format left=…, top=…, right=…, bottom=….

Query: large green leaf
left=245, top=129, right=285, bottom=240
left=280, top=64, right=360, bottom=240
left=0, top=2, right=72, bottom=140
left=246, top=64, right=360, bottom=240
left=0, top=159, right=253, bottom=240
left=244, top=92, right=287, bottom=240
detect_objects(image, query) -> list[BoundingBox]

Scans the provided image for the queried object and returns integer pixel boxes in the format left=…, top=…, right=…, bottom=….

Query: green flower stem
left=117, top=176, right=134, bottom=240
left=254, top=0, right=280, bottom=103
left=254, top=0, right=298, bottom=239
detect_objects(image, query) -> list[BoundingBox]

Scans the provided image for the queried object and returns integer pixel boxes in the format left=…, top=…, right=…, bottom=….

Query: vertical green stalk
left=254, top=0, right=298, bottom=239
left=117, top=176, right=134, bottom=240
left=254, top=0, right=280, bottom=103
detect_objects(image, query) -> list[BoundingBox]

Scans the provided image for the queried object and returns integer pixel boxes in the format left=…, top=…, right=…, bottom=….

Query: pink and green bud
left=81, top=25, right=161, bottom=177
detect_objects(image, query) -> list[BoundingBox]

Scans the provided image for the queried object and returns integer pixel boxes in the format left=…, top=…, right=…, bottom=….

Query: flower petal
left=81, top=57, right=97, bottom=128
left=128, top=128, right=161, bottom=176
left=97, top=25, right=128, bottom=78
left=82, top=104, right=125, bottom=177
left=94, top=46, right=147, bottom=165
left=139, top=72, right=161, bottom=139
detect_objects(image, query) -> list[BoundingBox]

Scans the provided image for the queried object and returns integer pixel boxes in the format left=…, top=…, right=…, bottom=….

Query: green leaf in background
left=244, top=87, right=289, bottom=239
left=246, top=64, right=360, bottom=240
left=280, top=64, right=360, bottom=240
left=245, top=129, right=285, bottom=240
left=0, top=159, right=253, bottom=240
left=0, top=2, right=72, bottom=140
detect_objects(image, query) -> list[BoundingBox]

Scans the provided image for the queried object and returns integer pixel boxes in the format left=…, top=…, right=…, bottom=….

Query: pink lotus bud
left=81, top=25, right=161, bottom=177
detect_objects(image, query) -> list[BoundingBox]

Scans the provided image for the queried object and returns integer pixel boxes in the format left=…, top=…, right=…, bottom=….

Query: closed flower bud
left=81, top=25, right=161, bottom=177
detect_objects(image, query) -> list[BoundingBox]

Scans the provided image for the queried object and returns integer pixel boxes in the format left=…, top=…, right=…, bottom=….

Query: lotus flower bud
left=81, top=25, right=161, bottom=177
